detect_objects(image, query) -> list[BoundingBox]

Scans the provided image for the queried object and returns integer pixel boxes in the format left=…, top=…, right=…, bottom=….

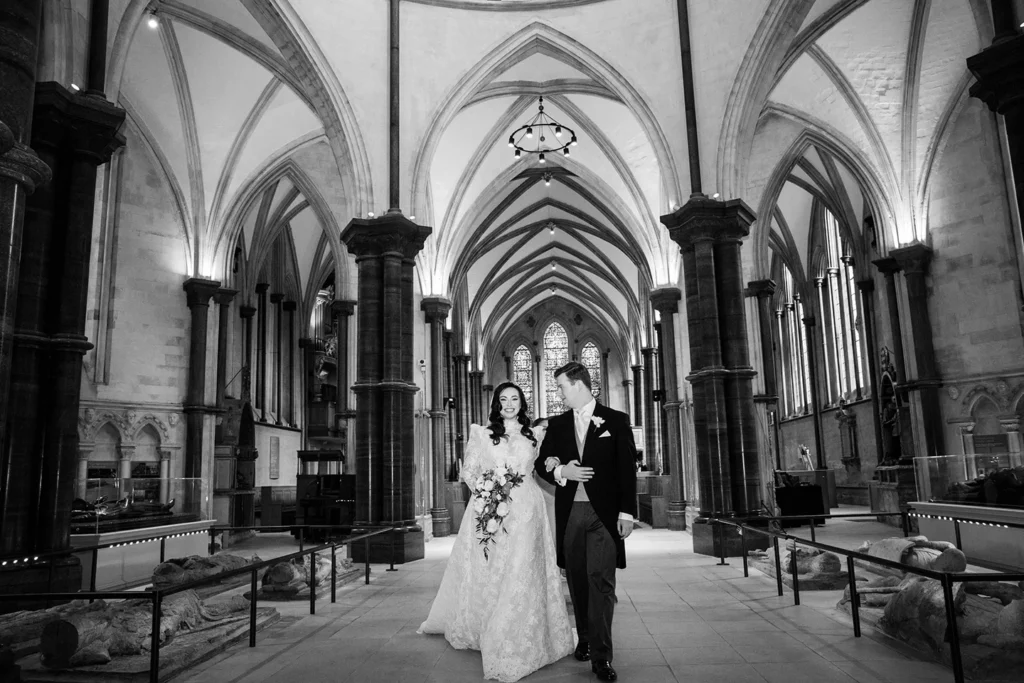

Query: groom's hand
left=617, top=519, right=633, bottom=539
left=562, top=461, right=593, bottom=482
left=544, top=457, right=560, bottom=472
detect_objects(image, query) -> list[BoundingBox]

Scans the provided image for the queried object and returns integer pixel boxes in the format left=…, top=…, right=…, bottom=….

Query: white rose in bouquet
left=498, top=476, right=507, bottom=486
left=475, top=477, right=485, bottom=491
left=496, top=502, right=509, bottom=517
left=474, top=498, right=486, bottom=513
left=483, top=479, right=495, bottom=491
left=494, top=465, right=508, bottom=478
left=486, top=518, right=499, bottom=533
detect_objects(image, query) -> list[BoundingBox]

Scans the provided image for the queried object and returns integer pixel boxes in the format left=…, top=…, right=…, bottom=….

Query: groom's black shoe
left=573, top=641, right=590, bottom=661
left=592, top=660, right=617, bottom=681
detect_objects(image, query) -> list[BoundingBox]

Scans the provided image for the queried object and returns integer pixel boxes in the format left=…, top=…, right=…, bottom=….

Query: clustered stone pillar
left=271, top=293, right=284, bottom=425
left=651, top=288, right=686, bottom=529
left=342, top=213, right=430, bottom=563
left=255, top=283, right=269, bottom=421
left=661, top=197, right=765, bottom=556
left=891, top=243, right=945, bottom=458
left=800, top=309, right=826, bottom=469
left=421, top=296, right=452, bottom=537
left=469, top=370, right=484, bottom=425
left=622, top=378, right=634, bottom=423
left=640, top=347, right=659, bottom=472
left=748, top=279, right=782, bottom=474
left=481, top=383, right=494, bottom=421
left=331, top=300, right=356, bottom=438
left=968, top=12, right=1024, bottom=248
left=453, top=353, right=471, bottom=459
left=873, top=256, right=915, bottom=462
left=632, top=363, right=644, bottom=426
left=239, top=305, right=256, bottom=401
left=183, top=278, right=221, bottom=512
left=283, top=300, right=297, bottom=426
left=215, top=289, right=237, bottom=409
left=856, top=279, right=885, bottom=465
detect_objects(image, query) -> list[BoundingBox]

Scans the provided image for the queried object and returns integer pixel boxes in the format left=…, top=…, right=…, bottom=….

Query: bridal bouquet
left=472, top=465, right=525, bottom=560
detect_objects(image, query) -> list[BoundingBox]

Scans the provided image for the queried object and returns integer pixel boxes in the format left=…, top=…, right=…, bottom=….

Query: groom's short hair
left=554, top=361, right=592, bottom=391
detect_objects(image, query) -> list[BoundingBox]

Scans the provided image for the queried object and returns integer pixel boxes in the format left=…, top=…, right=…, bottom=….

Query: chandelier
left=507, top=96, right=577, bottom=164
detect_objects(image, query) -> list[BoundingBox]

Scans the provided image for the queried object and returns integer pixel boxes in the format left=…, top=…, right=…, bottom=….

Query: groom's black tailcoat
left=534, top=402, right=637, bottom=569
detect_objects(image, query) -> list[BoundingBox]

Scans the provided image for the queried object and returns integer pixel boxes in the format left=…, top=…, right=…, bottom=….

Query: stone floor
left=179, top=508, right=966, bottom=683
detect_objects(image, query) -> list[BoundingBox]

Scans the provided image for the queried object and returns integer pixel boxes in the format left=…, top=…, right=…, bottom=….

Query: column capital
left=214, top=288, right=238, bottom=306
left=341, top=213, right=432, bottom=259
left=660, top=196, right=756, bottom=247
left=967, top=33, right=1024, bottom=115
left=421, top=296, right=452, bottom=322
left=183, top=277, right=221, bottom=308
left=282, top=300, right=297, bottom=312
left=640, top=346, right=658, bottom=358
left=454, top=354, right=471, bottom=364
left=0, top=142, right=51, bottom=192
left=746, top=279, right=777, bottom=300
left=650, top=286, right=682, bottom=314
left=270, top=292, right=285, bottom=305
left=890, top=242, right=933, bottom=277
left=331, top=299, right=357, bottom=316
left=255, top=282, right=270, bottom=295
left=632, top=363, right=644, bottom=371
left=482, top=384, right=494, bottom=393
left=622, top=378, right=633, bottom=386
left=239, top=305, right=257, bottom=320
left=469, top=370, right=484, bottom=379
left=32, top=82, right=126, bottom=163
left=872, top=256, right=902, bottom=276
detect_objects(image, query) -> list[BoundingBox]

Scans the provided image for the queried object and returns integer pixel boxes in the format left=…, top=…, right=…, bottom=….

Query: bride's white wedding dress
left=419, top=423, right=574, bottom=682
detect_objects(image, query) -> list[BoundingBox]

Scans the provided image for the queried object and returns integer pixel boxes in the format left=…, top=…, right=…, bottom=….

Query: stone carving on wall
left=77, top=407, right=180, bottom=445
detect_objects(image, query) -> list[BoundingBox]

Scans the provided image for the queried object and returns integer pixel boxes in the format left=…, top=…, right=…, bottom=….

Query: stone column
left=342, top=213, right=429, bottom=563
left=482, top=384, right=494, bottom=419
left=968, top=26, right=1024, bottom=247
left=255, top=283, right=270, bottom=421
left=622, top=378, right=634, bottom=423
left=891, top=243, right=945, bottom=458
left=283, top=301, right=297, bottom=426
left=534, top=354, right=545, bottom=417
left=421, top=296, right=452, bottom=537
left=239, top=305, right=256, bottom=402
left=183, top=278, right=220, bottom=507
left=214, top=289, right=237, bottom=409
left=652, top=287, right=685, bottom=529
left=331, top=300, right=356, bottom=426
left=0, top=0, right=50, bottom=480
left=641, top=347, right=660, bottom=473
left=469, top=370, right=484, bottom=425
left=452, top=353, right=469, bottom=462
left=748, top=279, right=780, bottom=504
left=872, top=258, right=907, bottom=384
left=857, top=279, right=885, bottom=466
left=76, top=450, right=91, bottom=500
left=632, top=364, right=644, bottom=426
left=2, top=79, right=122, bottom=592
left=1001, top=419, right=1023, bottom=467
left=159, top=451, right=171, bottom=503
left=801, top=311, right=826, bottom=469
left=271, top=293, right=284, bottom=424
left=662, top=197, right=766, bottom=557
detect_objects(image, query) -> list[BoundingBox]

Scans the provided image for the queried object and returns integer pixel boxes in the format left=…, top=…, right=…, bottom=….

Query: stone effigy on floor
left=248, top=553, right=360, bottom=600
left=747, top=541, right=848, bottom=589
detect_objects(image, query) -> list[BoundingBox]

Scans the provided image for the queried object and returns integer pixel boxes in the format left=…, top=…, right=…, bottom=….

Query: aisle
left=180, top=529, right=952, bottom=683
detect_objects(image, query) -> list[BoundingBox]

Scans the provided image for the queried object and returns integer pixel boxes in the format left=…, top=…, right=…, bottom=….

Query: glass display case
left=914, top=453, right=1024, bottom=509
left=72, top=477, right=203, bottom=533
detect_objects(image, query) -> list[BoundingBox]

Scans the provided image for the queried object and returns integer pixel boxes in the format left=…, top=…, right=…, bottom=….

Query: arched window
left=580, top=341, right=602, bottom=399
left=817, top=209, right=867, bottom=403
left=543, top=322, right=569, bottom=415
left=512, top=344, right=533, bottom=412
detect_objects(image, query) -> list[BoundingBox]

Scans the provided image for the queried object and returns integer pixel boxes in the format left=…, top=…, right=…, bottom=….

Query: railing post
left=790, top=541, right=801, bottom=606
left=953, top=519, right=963, bottom=550
left=740, top=526, right=748, bottom=577
left=772, top=536, right=783, bottom=596
left=331, top=543, right=337, bottom=604
left=150, top=592, right=162, bottom=683
left=209, top=527, right=216, bottom=555
left=365, top=538, right=371, bottom=584
left=941, top=574, right=964, bottom=683
left=160, top=537, right=166, bottom=563
left=810, top=521, right=816, bottom=544
left=846, top=556, right=861, bottom=638
left=249, top=568, right=258, bottom=647
left=387, top=527, right=397, bottom=572
left=717, top=521, right=728, bottom=566
left=299, top=527, right=304, bottom=552
left=901, top=507, right=910, bottom=537
left=90, top=549, right=100, bottom=595
left=309, top=550, right=317, bottom=615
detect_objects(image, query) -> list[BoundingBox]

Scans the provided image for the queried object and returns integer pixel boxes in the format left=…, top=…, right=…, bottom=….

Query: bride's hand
left=544, top=457, right=560, bottom=472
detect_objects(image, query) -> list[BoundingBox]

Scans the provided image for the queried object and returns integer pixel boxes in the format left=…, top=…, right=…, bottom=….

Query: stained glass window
left=544, top=322, right=569, bottom=415
left=512, top=344, right=533, bottom=413
left=580, top=342, right=602, bottom=399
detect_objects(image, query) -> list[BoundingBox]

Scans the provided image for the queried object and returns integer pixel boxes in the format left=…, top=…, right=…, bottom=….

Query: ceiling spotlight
left=409, top=215, right=416, bottom=221
left=367, top=211, right=375, bottom=218
left=543, top=173, right=551, bottom=187
left=712, top=192, right=720, bottom=199
left=550, top=285, right=556, bottom=293
left=551, top=262, right=556, bottom=270
left=549, top=226, right=555, bottom=235
left=147, top=13, right=159, bottom=29
left=70, top=83, right=80, bottom=91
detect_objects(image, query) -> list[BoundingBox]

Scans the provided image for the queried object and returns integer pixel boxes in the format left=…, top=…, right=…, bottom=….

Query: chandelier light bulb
left=147, top=14, right=159, bottom=28
left=549, top=226, right=555, bottom=234
left=514, top=149, right=521, bottom=158
left=539, top=152, right=546, bottom=163
left=563, top=148, right=570, bottom=157
left=551, top=262, right=556, bottom=270
left=526, top=127, right=533, bottom=139
left=508, top=136, right=514, bottom=147
left=544, top=177, right=551, bottom=186
left=555, top=126, right=562, bottom=137
left=570, top=136, right=578, bottom=146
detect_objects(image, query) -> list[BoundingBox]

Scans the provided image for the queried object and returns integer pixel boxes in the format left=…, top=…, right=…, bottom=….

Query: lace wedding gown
left=419, top=424, right=574, bottom=682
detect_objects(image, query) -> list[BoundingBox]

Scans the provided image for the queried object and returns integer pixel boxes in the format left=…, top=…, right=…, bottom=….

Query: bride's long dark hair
left=487, top=382, right=537, bottom=446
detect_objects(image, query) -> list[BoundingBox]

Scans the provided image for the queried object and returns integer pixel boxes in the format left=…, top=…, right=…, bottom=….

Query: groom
left=535, top=361, right=637, bottom=682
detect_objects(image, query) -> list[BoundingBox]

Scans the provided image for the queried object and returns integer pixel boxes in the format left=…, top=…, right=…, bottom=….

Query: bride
left=419, top=382, right=574, bottom=681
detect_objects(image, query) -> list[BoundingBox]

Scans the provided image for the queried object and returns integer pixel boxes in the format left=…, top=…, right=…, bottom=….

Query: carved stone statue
left=152, top=554, right=261, bottom=589
left=39, top=590, right=250, bottom=669
left=857, top=536, right=967, bottom=574
left=258, top=554, right=352, bottom=597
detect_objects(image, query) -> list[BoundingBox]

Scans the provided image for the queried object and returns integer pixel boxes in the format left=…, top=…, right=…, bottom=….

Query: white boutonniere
left=590, top=415, right=605, bottom=429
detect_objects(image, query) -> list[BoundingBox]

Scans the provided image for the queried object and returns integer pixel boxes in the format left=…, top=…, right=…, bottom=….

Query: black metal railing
left=0, top=526, right=397, bottom=683
left=709, top=510, right=1024, bottom=683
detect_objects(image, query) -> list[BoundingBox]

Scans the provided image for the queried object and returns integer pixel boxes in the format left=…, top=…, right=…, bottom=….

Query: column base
left=430, top=507, right=451, bottom=537
left=350, top=526, right=425, bottom=564
left=691, top=518, right=770, bottom=558
left=0, top=556, right=82, bottom=614
left=667, top=501, right=688, bottom=531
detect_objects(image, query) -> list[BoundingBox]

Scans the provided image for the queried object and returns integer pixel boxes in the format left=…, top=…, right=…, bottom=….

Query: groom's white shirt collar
left=574, top=397, right=597, bottom=423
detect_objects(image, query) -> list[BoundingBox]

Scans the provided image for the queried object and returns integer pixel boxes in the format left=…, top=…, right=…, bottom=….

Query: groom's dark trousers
left=564, top=501, right=617, bottom=662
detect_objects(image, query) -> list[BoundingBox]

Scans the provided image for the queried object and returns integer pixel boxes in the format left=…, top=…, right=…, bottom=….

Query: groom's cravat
left=573, top=400, right=596, bottom=502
